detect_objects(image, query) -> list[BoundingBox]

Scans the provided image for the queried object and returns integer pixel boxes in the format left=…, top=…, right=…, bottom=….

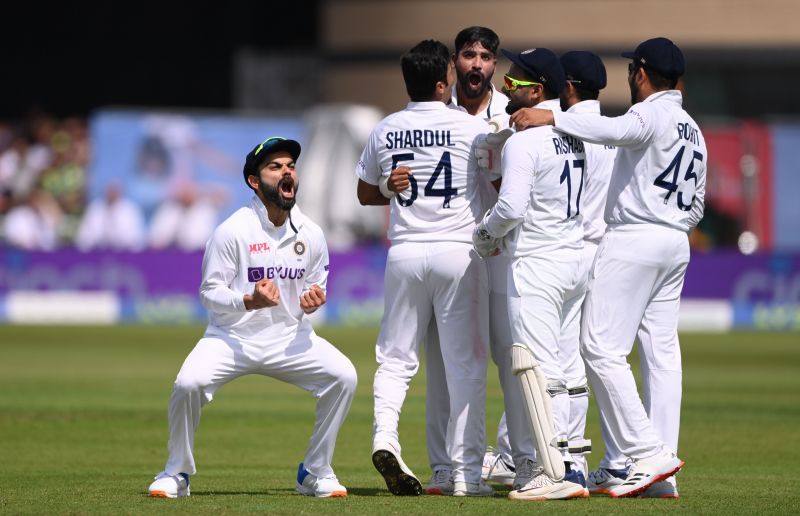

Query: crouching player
left=147, top=137, right=357, bottom=499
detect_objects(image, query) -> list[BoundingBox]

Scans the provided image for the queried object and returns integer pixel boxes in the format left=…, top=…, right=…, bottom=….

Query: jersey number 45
left=653, top=146, right=704, bottom=211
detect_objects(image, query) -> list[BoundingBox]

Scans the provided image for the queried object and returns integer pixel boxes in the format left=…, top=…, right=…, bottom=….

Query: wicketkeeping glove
left=475, top=128, right=514, bottom=173
left=472, top=212, right=501, bottom=258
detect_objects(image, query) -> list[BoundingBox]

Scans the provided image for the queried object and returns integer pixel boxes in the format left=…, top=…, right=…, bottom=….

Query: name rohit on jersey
left=677, top=123, right=700, bottom=145
left=552, top=134, right=585, bottom=155
left=385, top=130, right=454, bottom=149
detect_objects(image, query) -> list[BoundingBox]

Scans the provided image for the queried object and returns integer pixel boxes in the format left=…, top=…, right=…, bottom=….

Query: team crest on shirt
left=293, top=240, right=306, bottom=256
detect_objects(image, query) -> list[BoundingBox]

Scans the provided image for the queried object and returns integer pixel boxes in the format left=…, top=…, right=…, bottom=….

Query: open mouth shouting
left=279, top=176, right=296, bottom=201
left=460, top=71, right=488, bottom=97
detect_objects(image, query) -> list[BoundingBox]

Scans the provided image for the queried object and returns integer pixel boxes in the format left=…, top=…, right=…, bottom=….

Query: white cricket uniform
left=552, top=89, right=706, bottom=460
left=423, top=85, right=518, bottom=472
left=556, top=99, right=618, bottom=475
left=162, top=198, right=357, bottom=480
left=483, top=98, right=587, bottom=467
left=357, top=101, right=492, bottom=484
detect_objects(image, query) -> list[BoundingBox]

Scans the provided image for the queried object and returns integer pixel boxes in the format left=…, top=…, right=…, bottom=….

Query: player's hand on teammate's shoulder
left=510, top=107, right=555, bottom=131
left=300, top=284, right=326, bottom=314
left=244, top=279, right=281, bottom=310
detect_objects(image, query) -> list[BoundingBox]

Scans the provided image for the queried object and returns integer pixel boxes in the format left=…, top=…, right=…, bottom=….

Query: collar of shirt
left=642, top=89, right=683, bottom=107
left=567, top=99, right=601, bottom=115
left=448, top=83, right=507, bottom=120
left=535, top=98, right=563, bottom=112
left=249, top=195, right=305, bottom=243
left=405, top=101, right=450, bottom=111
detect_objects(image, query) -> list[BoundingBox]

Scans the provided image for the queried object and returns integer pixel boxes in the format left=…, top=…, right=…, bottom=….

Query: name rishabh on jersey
left=485, top=99, right=586, bottom=257
left=553, top=90, right=706, bottom=232
left=357, top=101, right=493, bottom=244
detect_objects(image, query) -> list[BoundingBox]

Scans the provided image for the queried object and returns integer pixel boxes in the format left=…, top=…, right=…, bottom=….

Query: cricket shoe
left=587, top=466, right=628, bottom=495
left=425, top=468, right=454, bottom=495
left=511, top=458, right=537, bottom=490
left=641, top=479, right=679, bottom=499
left=148, top=471, right=190, bottom=498
left=295, top=463, right=347, bottom=498
left=608, top=450, right=684, bottom=498
left=564, top=469, right=590, bottom=497
left=482, top=450, right=515, bottom=487
left=453, top=480, right=494, bottom=497
left=372, top=440, right=423, bottom=496
left=508, top=470, right=587, bottom=501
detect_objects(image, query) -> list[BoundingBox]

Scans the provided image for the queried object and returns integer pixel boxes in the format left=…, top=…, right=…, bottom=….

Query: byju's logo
left=248, top=267, right=265, bottom=282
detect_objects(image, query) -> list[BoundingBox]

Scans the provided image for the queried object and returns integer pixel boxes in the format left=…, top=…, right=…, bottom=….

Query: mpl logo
left=249, top=242, right=271, bottom=254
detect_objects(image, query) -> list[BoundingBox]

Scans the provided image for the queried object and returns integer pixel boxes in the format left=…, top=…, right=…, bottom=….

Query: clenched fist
left=300, top=284, right=326, bottom=314
left=244, top=279, right=280, bottom=310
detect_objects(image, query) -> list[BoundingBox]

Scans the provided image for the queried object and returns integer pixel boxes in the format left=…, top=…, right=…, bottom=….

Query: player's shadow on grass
left=345, top=487, right=388, bottom=496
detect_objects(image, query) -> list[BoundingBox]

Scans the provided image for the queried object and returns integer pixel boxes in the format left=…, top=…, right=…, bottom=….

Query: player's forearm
left=553, top=110, right=650, bottom=147
left=357, top=180, right=390, bottom=206
left=200, top=284, right=247, bottom=313
left=484, top=198, right=524, bottom=237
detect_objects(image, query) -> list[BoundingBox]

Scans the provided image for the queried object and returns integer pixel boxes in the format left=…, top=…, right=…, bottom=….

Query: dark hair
left=401, top=40, right=451, bottom=101
left=454, top=26, right=499, bottom=55
left=572, top=83, right=600, bottom=101
left=634, top=63, right=678, bottom=90
left=514, top=67, right=560, bottom=100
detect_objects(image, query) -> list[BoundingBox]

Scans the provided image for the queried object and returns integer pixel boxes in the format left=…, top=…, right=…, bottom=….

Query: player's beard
left=259, top=176, right=298, bottom=211
left=629, top=74, right=640, bottom=105
left=458, top=70, right=491, bottom=99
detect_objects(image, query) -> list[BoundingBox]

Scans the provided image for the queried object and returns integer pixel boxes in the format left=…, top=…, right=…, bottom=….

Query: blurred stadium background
left=1, top=0, right=798, bottom=330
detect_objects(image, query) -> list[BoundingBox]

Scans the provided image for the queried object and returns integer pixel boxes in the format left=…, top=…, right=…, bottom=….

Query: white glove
left=378, top=174, right=396, bottom=199
left=472, top=214, right=501, bottom=258
left=475, top=128, right=514, bottom=173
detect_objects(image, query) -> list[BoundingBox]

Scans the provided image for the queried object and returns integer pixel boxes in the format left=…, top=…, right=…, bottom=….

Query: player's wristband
left=378, top=175, right=396, bottom=199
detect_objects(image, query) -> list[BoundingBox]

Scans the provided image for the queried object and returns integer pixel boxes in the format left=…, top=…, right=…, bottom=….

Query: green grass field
left=1, top=326, right=798, bottom=514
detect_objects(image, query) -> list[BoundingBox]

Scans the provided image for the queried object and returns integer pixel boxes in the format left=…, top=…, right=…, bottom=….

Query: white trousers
left=558, top=241, right=597, bottom=474
left=582, top=224, right=687, bottom=461
left=374, top=241, right=489, bottom=484
left=163, top=328, right=357, bottom=479
left=508, top=248, right=587, bottom=465
left=425, top=255, right=531, bottom=471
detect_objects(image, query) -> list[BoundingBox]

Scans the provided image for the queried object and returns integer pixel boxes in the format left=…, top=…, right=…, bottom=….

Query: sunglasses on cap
left=503, top=74, right=541, bottom=92
left=253, top=136, right=288, bottom=157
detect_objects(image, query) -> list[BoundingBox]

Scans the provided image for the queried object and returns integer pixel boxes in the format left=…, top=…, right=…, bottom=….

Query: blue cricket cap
left=560, top=51, right=607, bottom=91
left=501, top=47, right=566, bottom=95
left=622, top=37, right=685, bottom=79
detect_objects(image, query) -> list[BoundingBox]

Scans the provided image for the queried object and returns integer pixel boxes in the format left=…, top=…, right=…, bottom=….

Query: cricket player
left=511, top=37, right=705, bottom=498
left=553, top=51, right=617, bottom=493
left=356, top=39, right=494, bottom=497
left=147, top=137, right=357, bottom=499
left=472, top=47, right=589, bottom=501
left=422, top=26, right=522, bottom=495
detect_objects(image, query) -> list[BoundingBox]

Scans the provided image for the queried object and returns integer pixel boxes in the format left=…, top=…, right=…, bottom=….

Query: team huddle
left=146, top=26, right=706, bottom=502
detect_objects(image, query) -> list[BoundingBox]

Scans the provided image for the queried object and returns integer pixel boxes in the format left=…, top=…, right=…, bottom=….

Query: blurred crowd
left=0, top=113, right=749, bottom=254
left=0, top=114, right=219, bottom=252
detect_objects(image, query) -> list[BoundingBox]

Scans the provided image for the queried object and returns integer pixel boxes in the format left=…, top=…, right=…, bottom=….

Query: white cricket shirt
left=552, top=90, right=706, bottom=232
left=357, top=101, right=493, bottom=244
left=566, top=100, right=617, bottom=243
left=449, top=83, right=510, bottom=122
left=199, top=196, right=329, bottom=342
left=449, top=84, right=511, bottom=213
left=484, top=99, right=585, bottom=256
